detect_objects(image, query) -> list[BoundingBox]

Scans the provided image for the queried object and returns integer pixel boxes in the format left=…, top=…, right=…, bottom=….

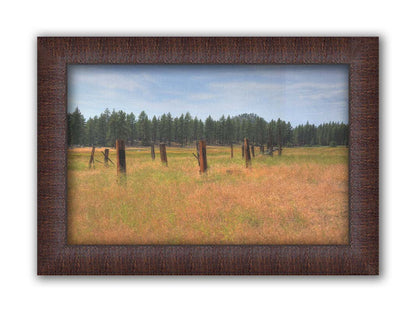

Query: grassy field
left=67, top=145, right=349, bottom=245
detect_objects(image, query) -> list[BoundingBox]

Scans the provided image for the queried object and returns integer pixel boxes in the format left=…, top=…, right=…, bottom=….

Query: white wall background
left=0, top=1, right=412, bottom=311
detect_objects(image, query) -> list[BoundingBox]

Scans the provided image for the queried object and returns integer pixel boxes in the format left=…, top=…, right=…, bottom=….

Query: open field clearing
left=67, top=146, right=349, bottom=245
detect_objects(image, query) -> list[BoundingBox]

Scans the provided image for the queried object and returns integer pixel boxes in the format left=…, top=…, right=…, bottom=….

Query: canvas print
left=67, top=65, right=349, bottom=245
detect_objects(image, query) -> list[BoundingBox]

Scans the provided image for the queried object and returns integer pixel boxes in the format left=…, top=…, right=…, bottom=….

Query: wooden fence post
left=160, top=143, right=168, bottom=166
left=244, top=138, right=251, bottom=168
left=251, top=145, right=255, bottom=158
left=198, top=140, right=208, bottom=173
left=116, top=140, right=126, bottom=183
left=230, top=143, right=233, bottom=158
left=88, top=146, right=95, bottom=169
left=104, top=148, right=109, bottom=166
left=151, top=144, right=155, bottom=160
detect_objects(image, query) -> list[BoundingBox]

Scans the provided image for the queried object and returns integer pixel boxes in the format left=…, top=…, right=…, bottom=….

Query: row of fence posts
left=88, top=138, right=280, bottom=182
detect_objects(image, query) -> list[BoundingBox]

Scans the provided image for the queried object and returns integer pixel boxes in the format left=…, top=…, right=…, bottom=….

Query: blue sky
left=67, top=64, right=348, bottom=126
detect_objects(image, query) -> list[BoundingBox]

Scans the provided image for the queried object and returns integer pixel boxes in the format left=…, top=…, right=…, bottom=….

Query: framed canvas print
left=38, top=37, right=378, bottom=275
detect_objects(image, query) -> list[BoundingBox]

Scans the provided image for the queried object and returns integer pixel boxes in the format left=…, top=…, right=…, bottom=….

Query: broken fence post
left=151, top=144, right=155, bottom=160
left=198, top=140, right=208, bottom=173
left=116, top=139, right=126, bottom=183
left=88, top=146, right=95, bottom=169
left=160, top=143, right=168, bottom=166
left=244, top=138, right=251, bottom=168
left=104, top=148, right=109, bottom=166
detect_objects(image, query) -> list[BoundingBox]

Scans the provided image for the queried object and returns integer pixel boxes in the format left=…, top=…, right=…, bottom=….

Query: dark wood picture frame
left=38, top=37, right=378, bottom=275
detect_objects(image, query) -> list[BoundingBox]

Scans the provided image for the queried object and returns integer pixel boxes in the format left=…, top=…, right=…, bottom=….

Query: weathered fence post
left=230, top=143, right=233, bottom=158
left=116, top=140, right=126, bottom=183
left=160, top=143, right=168, bottom=166
left=198, top=140, right=208, bottom=173
left=251, top=145, right=255, bottom=158
left=104, top=148, right=109, bottom=166
left=88, top=146, right=95, bottom=169
left=244, top=138, right=251, bottom=168
left=151, top=144, right=155, bottom=160
left=242, top=144, right=244, bottom=158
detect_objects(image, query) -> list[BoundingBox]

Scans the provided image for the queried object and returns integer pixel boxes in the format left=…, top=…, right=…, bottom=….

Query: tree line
left=68, top=108, right=348, bottom=148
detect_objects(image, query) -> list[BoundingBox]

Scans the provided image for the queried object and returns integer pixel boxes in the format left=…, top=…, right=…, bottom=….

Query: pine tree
left=197, top=119, right=204, bottom=140
left=106, top=110, right=118, bottom=147
left=218, top=115, right=226, bottom=144
left=96, top=108, right=110, bottom=146
left=127, top=112, right=136, bottom=146
left=166, top=113, right=173, bottom=145
left=159, top=114, right=167, bottom=142
left=85, top=117, right=97, bottom=146
left=69, top=107, right=86, bottom=146
left=193, top=116, right=199, bottom=142
left=205, top=115, right=215, bottom=144
left=138, top=111, right=150, bottom=145
left=225, top=115, right=233, bottom=144
left=184, top=112, right=192, bottom=146
left=151, top=116, right=158, bottom=143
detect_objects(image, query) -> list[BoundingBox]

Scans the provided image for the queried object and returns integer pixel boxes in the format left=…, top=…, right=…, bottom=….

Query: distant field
left=67, top=146, right=349, bottom=245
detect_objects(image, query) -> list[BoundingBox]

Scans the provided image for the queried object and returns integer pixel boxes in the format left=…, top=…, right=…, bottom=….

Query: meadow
left=67, top=146, right=349, bottom=245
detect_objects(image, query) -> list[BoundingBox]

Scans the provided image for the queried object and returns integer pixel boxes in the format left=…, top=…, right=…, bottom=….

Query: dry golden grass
left=67, top=146, right=348, bottom=245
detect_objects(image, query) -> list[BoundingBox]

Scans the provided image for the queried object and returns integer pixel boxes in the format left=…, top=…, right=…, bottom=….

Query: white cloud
left=209, top=81, right=285, bottom=92
left=73, top=72, right=154, bottom=92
